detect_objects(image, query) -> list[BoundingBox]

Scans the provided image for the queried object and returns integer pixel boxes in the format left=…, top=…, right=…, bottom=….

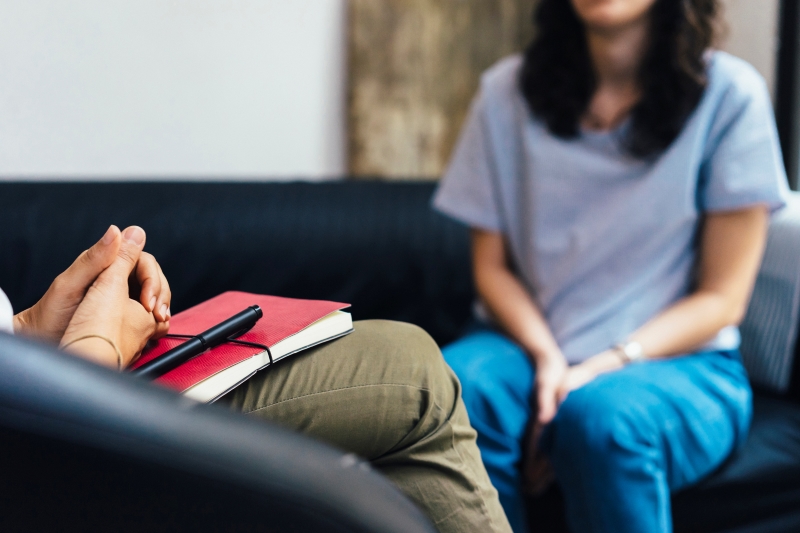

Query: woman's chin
left=572, top=0, right=656, bottom=33
left=582, top=13, right=649, bottom=34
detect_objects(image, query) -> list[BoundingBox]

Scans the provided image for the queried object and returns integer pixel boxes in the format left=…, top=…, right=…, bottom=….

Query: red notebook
left=131, top=291, right=353, bottom=402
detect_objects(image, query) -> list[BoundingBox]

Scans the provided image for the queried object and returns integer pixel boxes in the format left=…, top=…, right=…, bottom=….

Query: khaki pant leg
left=225, top=320, right=511, bottom=533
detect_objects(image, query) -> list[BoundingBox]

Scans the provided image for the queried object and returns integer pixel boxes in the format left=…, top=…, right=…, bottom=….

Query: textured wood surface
left=348, top=0, right=536, bottom=179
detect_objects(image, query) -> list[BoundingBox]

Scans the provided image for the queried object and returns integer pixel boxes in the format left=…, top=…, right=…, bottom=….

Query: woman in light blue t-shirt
left=434, top=0, right=789, bottom=532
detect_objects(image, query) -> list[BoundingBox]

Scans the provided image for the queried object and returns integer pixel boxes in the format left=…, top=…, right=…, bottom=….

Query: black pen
left=133, top=305, right=263, bottom=380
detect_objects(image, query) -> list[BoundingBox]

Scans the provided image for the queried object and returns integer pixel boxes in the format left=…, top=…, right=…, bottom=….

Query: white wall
left=0, top=0, right=346, bottom=180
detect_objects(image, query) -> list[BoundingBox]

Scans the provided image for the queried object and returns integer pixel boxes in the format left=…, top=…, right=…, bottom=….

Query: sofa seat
left=672, top=394, right=800, bottom=532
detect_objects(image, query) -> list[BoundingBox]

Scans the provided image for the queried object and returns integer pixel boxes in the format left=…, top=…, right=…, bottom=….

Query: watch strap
left=612, top=341, right=644, bottom=364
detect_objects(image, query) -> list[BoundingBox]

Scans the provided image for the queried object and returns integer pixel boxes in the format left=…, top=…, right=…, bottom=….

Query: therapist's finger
left=154, top=263, right=171, bottom=322
left=135, top=252, right=162, bottom=312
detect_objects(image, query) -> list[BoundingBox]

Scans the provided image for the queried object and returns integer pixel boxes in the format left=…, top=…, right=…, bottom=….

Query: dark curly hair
left=520, top=0, right=719, bottom=158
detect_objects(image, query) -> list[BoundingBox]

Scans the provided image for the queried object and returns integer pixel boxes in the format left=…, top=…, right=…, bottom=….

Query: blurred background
left=0, top=0, right=790, bottom=183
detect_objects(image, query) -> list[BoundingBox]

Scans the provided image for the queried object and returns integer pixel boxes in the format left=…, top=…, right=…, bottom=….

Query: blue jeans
left=442, top=329, right=752, bottom=533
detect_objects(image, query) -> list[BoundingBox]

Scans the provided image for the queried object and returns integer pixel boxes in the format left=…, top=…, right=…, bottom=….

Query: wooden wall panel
left=348, top=0, right=537, bottom=179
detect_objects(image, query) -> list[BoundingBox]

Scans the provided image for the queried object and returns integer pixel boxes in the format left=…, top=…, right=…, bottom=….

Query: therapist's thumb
left=102, top=226, right=146, bottom=282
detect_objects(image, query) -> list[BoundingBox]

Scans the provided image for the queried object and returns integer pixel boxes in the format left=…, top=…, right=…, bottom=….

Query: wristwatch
left=612, top=341, right=644, bottom=364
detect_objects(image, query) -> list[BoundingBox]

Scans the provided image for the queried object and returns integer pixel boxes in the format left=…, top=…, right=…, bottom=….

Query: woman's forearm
left=592, top=207, right=769, bottom=368
left=475, top=262, right=562, bottom=364
left=479, top=267, right=731, bottom=370
left=471, top=229, right=563, bottom=363
left=471, top=229, right=568, bottom=425
left=632, top=208, right=768, bottom=361
left=626, top=290, right=743, bottom=360
left=580, top=289, right=747, bottom=376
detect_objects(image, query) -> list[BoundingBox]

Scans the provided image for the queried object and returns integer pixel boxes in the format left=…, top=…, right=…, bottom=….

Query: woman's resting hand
left=522, top=354, right=566, bottom=495
left=555, top=351, right=624, bottom=404
left=12, top=225, right=171, bottom=343
left=59, top=226, right=169, bottom=368
left=524, top=351, right=617, bottom=494
left=535, top=355, right=568, bottom=426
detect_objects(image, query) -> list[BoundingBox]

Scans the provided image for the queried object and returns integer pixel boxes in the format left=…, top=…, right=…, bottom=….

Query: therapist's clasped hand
left=12, top=225, right=171, bottom=369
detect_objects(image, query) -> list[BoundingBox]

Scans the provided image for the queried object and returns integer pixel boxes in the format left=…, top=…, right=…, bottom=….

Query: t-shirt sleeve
left=700, top=67, right=789, bottom=213
left=0, top=288, right=14, bottom=335
left=433, top=92, right=505, bottom=232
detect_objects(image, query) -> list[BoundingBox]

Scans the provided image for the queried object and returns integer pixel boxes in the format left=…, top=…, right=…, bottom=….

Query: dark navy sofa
left=1, top=181, right=799, bottom=532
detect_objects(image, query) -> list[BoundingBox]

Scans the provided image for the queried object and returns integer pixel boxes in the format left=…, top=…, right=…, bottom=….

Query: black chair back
left=0, top=333, right=436, bottom=533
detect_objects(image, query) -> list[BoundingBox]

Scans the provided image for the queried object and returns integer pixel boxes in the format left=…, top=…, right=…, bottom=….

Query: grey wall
left=720, top=0, right=781, bottom=98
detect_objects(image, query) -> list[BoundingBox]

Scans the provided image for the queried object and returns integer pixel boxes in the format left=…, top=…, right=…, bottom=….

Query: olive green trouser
left=225, top=320, right=512, bottom=533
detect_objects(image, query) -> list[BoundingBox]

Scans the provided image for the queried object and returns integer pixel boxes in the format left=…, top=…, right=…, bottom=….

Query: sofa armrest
left=740, top=193, right=800, bottom=394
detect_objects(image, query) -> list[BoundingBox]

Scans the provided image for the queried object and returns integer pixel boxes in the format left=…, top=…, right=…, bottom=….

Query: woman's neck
left=580, top=17, right=650, bottom=131
left=586, top=18, right=650, bottom=89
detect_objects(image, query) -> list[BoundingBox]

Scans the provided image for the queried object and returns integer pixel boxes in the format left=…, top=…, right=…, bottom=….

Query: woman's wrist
left=529, top=346, right=566, bottom=367
left=583, top=350, right=626, bottom=375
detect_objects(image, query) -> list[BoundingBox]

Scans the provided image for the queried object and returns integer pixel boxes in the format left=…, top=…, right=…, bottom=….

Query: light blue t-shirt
left=434, top=52, right=789, bottom=364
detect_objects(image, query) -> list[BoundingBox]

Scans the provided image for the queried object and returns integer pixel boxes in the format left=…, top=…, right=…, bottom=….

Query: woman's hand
left=524, top=351, right=621, bottom=494
left=13, top=225, right=171, bottom=343
left=534, top=354, right=568, bottom=425
left=522, top=353, right=567, bottom=495
left=556, top=363, right=600, bottom=404
left=60, top=227, right=169, bottom=369
left=555, top=350, right=625, bottom=404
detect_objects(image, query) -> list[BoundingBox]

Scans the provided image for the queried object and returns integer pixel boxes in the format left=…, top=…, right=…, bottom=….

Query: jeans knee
left=551, top=386, right=656, bottom=462
left=444, top=332, right=532, bottom=400
left=443, top=352, right=488, bottom=407
left=442, top=333, right=533, bottom=446
left=444, top=350, right=500, bottom=420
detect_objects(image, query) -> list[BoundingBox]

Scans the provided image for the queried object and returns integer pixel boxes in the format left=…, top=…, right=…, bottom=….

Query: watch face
left=624, top=342, right=643, bottom=360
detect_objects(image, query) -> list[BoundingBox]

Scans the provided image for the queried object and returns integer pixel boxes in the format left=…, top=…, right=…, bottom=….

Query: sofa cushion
left=740, top=195, right=800, bottom=394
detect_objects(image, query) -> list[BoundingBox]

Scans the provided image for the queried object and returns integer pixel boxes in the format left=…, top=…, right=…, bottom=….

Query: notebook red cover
left=130, top=291, right=350, bottom=392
